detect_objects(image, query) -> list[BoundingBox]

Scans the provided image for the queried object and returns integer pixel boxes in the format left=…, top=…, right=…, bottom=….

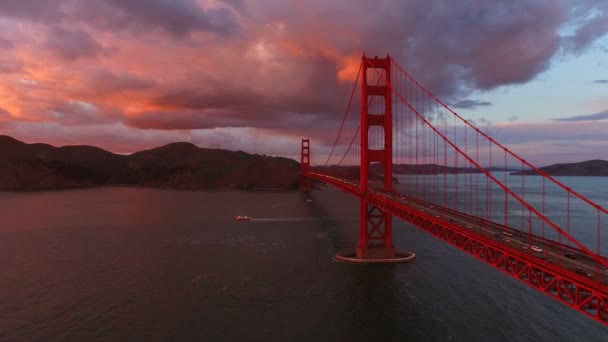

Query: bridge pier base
left=335, top=250, right=415, bottom=264
left=356, top=204, right=397, bottom=258
left=356, top=245, right=395, bottom=259
left=335, top=202, right=416, bottom=264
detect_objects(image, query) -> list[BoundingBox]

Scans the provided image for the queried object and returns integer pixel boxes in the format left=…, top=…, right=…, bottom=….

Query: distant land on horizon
left=509, top=159, right=608, bottom=176
left=0, top=135, right=300, bottom=191
left=1, top=135, right=606, bottom=191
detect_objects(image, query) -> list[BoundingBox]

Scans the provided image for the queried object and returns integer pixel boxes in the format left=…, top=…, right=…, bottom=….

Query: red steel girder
left=364, top=190, right=608, bottom=326
left=304, top=173, right=608, bottom=325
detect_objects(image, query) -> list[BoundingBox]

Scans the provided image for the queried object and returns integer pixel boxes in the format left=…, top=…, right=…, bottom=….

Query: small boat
left=235, top=215, right=252, bottom=221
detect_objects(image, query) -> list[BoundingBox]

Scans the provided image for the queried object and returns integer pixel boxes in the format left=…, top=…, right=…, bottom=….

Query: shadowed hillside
left=0, top=136, right=300, bottom=190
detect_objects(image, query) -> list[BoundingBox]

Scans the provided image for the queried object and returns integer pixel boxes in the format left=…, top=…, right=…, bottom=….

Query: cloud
left=553, top=110, right=608, bottom=122
left=0, top=59, right=23, bottom=74
left=218, top=0, right=248, bottom=15
left=563, top=2, right=608, bottom=53
left=0, top=107, right=12, bottom=118
left=0, top=0, right=607, bottom=163
left=0, top=37, right=21, bottom=73
left=0, top=108, right=13, bottom=127
left=150, top=83, right=268, bottom=113
left=45, top=27, right=105, bottom=60
left=477, top=120, right=608, bottom=165
left=0, top=0, right=243, bottom=38
left=124, top=111, right=226, bottom=130
left=0, top=37, right=13, bottom=49
left=76, top=0, right=243, bottom=38
left=594, top=79, right=608, bottom=84
left=82, top=69, right=157, bottom=96
left=451, top=99, right=492, bottom=109
left=48, top=100, right=122, bottom=126
left=0, top=1, right=60, bottom=21
left=380, top=0, right=567, bottom=94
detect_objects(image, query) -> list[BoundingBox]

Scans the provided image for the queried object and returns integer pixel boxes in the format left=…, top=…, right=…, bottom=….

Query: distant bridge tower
left=357, top=55, right=395, bottom=259
left=301, top=138, right=311, bottom=191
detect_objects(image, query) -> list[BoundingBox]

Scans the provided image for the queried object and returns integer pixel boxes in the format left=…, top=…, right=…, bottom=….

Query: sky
left=0, top=0, right=606, bottom=165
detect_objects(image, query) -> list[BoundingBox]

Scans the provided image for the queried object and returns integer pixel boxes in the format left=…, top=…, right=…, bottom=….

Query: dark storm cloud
left=397, top=0, right=565, bottom=94
left=0, top=0, right=60, bottom=21
left=152, top=85, right=268, bottom=112
left=45, top=27, right=105, bottom=60
left=135, top=54, right=350, bottom=131
left=123, top=107, right=323, bottom=131
left=451, top=99, right=493, bottom=109
left=83, top=69, right=157, bottom=95
left=553, top=110, right=608, bottom=122
left=0, top=0, right=242, bottom=38
left=81, top=0, right=242, bottom=37
left=240, top=0, right=573, bottom=105
left=218, top=0, right=248, bottom=14
left=125, top=111, right=225, bottom=130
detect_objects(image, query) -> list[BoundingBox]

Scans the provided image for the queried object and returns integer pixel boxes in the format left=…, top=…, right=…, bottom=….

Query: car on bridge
left=502, top=231, right=513, bottom=236
left=564, top=253, right=577, bottom=260
left=531, top=245, right=543, bottom=253
left=575, top=268, right=594, bottom=278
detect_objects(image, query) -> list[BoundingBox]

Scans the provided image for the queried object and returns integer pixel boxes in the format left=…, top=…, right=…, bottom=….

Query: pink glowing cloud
left=0, top=0, right=606, bottom=164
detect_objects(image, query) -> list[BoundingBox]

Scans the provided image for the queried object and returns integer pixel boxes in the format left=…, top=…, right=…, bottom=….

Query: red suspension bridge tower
left=301, top=55, right=415, bottom=263
left=357, top=55, right=396, bottom=259
left=300, top=138, right=311, bottom=191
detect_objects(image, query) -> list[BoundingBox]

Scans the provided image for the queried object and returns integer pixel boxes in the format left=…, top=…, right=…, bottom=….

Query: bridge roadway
left=311, top=174, right=608, bottom=286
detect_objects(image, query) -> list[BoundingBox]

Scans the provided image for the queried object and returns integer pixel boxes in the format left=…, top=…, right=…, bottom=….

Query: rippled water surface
left=0, top=185, right=606, bottom=341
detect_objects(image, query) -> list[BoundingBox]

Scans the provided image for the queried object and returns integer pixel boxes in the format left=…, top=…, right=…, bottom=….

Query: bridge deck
left=312, top=173, right=608, bottom=285
left=309, top=173, right=608, bottom=323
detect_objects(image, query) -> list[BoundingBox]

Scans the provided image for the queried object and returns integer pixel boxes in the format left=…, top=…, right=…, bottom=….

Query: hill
left=0, top=136, right=300, bottom=190
left=509, top=160, right=608, bottom=176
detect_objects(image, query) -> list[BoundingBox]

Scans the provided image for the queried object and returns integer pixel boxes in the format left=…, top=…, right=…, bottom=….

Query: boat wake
left=251, top=217, right=328, bottom=222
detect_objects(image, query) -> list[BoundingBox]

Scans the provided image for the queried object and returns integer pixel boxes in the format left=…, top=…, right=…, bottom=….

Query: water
left=0, top=186, right=606, bottom=341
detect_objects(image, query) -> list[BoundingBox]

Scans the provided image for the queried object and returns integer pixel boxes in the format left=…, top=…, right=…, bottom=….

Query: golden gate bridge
left=300, top=54, right=608, bottom=326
